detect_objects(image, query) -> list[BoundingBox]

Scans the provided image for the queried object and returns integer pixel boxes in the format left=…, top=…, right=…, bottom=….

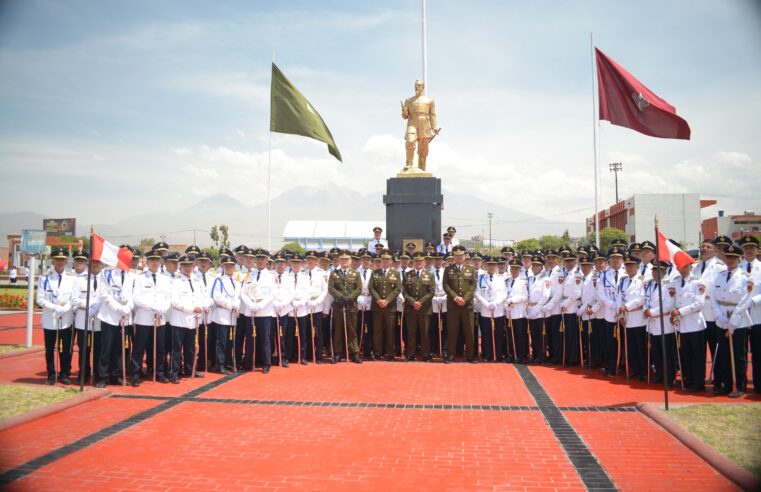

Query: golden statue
left=399, top=79, right=440, bottom=176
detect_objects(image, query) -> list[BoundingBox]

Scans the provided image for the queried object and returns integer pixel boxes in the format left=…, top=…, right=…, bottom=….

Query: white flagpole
left=268, top=49, right=274, bottom=251
left=590, top=32, right=600, bottom=248
left=422, top=0, right=428, bottom=93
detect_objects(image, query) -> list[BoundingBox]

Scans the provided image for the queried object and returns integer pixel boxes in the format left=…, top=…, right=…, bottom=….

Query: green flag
left=270, top=63, right=342, bottom=162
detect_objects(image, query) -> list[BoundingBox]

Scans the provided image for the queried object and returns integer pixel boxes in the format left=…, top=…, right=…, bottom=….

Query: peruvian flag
left=596, top=48, right=691, bottom=140
left=657, top=229, right=695, bottom=270
left=91, top=233, right=133, bottom=270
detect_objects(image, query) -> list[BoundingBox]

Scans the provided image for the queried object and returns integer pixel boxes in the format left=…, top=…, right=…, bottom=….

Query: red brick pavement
left=0, top=313, right=753, bottom=491
left=565, top=412, right=739, bottom=491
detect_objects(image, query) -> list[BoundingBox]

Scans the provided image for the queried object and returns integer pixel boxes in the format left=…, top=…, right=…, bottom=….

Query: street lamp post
left=609, top=162, right=623, bottom=202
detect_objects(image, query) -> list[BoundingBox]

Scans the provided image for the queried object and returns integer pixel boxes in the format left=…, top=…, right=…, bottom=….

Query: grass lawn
left=0, top=383, right=79, bottom=420
left=668, top=403, right=761, bottom=478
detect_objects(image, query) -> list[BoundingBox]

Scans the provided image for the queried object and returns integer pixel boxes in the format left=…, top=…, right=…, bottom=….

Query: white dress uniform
left=71, top=271, right=102, bottom=381
left=96, top=267, right=134, bottom=385
left=475, top=272, right=508, bottom=317
left=711, top=266, right=752, bottom=392
left=671, top=273, right=707, bottom=390
left=240, top=267, right=276, bottom=369
left=644, top=279, right=676, bottom=383
left=505, top=274, right=529, bottom=361
left=36, top=269, right=76, bottom=381
left=169, top=272, right=209, bottom=378
left=616, top=272, right=646, bottom=378
left=209, top=273, right=241, bottom=371
left=527, top=273, right=551, bottom=362
left=736, top=266, right=761, bottom=392
left=131, top=270, right=173, bottom=381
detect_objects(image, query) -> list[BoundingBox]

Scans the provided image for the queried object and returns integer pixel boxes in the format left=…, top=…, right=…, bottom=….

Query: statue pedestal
left=383, top=176, right=443, bottom=251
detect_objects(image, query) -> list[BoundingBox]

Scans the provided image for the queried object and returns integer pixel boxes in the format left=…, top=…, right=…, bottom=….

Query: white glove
left=308, top=300, right=319, bottom=310
left=53, top=306, right=64, bottom=318
left=119, top=304, right=131, bottom=316
left=728, top=312, right=743, bottom=331
left=715, top=313, right=728, bottom=329
left=88, top=306, right=99, bottom=317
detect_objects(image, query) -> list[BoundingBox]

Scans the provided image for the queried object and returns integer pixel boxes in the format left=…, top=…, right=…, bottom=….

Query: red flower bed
left=0, top=293, right=28, bottom=310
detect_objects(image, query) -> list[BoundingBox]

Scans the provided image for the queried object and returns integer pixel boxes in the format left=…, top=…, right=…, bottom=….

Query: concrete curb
left=0, top=387, right=111, bottom=433
left=638, top=403, right=761, bottom=491
left=0, top=346, right=44, bottom=359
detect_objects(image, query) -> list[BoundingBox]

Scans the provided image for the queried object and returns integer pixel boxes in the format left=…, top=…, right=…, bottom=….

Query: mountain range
left=0, top=183, right=582, bottom=247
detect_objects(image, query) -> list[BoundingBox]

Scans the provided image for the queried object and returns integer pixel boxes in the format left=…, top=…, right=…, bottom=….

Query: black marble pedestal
left=383, top=177, right=443, bottom=252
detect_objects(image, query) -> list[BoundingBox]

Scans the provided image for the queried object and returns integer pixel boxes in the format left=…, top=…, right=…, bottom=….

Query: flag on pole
left=596, top=48, right=690, bottom=140
left=91, top=233, right=133, bottom=270
left=656, top=229, right=695, bottom=270
left=270, top=63, right=342, bottom=162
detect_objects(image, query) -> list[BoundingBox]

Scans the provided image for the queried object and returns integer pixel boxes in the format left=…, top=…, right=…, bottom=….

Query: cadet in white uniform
left=475, top=256, right=508, bottom=361
left=712, top=245, right=752, bottom=396
left=560, top=251, right=583, bottom=365
left=617, top=255, right=647, bottom=380
left=671, top=260, right=706, bottom=392
left=209, top=253, right=241, bottom=375
left=735, top=236, right=761, bottom=393
left=170, top=254, right=209, bottom=382
left=37, top=248, right=76, bottom=385
left=192, top=251, right=217, bottom=373
left=430, top=252, right=448, bottom=358
left=96, top=258, right=134, bottom=388
left=597, top=248, right=625, bottom=376
left=355, top=250, right=374, bottom=358
left=506, top=259, right=529, bottom=362
left=692, top=238, right=726, bottom=367
left=527, top=255, right=551, bottom=363
left=644, top=260, right=676, bottom=385
left=72, top=254, right=103, bottom=384
left=131, top=249, right=173, bottom=385
left=273, top=253, right=295, bottom=367
left=242, top=248, right=276, bottom=373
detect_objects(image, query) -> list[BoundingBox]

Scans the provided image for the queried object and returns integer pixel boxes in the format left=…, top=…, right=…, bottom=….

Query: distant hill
left=1, top=184, right=581, bottom=247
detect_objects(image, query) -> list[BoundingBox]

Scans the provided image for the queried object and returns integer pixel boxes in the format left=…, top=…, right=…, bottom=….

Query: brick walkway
left=0, top=313, right=753, bottom=491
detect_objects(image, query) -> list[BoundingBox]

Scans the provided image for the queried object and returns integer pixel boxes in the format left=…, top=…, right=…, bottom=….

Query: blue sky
left=1, top=0, right=760, bottom=228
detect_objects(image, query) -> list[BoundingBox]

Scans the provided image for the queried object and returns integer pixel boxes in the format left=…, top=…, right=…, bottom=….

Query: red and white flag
left=92, top=233, right=133, bottom=270
left=656, top=229, right=694, bottom=270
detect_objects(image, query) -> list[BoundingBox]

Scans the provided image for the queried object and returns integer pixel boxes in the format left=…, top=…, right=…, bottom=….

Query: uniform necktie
left=278, top=273, right=282, bottom=283
left=229, top=276, right=234, bottom=290
left=256, top=270, right=261, bottom=281
left=681, top=277, right=685, bottom=288
left=435, top=269, right=440, bottom=280
left=747, top=262, right=752, bottom=273
left=152, top=273, right=156, bottom=286
left=614, top=270, right=618, bottom=284
left=57, top=273, right=61, bottom=289
left=202, top=275, right=207, bottom=287
left=121, top=270, right=125, bottom=285
left=93, top=275, right=98, bottom=291
left=416, top=270, right=420, bottom=278
left=188, top=278, right=194, bottom=293
left=363, top=270, right=367, bottom=280
left=489, top=274, right=493, bottom=281
left=699, top=260, right=705, bottom=275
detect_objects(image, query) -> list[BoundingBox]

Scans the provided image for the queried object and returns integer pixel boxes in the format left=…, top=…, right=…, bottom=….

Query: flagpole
left=590, top=33, right=600, bottom=248
left=654, top=216, right=670, bottom=411
left=422, top=0, right=428, bottom=92
left=268, top=49, right=274, bottom=251
left=80, top=225, right=94, bottom=392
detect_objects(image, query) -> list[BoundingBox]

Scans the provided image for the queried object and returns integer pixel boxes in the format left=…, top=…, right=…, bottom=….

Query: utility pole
left=487, top=212, right=493, bottom=250
left=609, top=162, right=623, bottom=202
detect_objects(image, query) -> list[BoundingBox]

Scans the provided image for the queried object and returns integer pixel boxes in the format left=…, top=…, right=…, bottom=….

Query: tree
left=585, top=227, right=628, bottom=251
left=515, top=238, right=538, bottom=252
left=209, top=225, right=230, bottom=250
left=138, top=238, right=155, bottom=250
left=537, top=235, right=564, bottom=250
left=561, top=229, right=571, bottom=244
left=281, top=242, right=306, bottom=254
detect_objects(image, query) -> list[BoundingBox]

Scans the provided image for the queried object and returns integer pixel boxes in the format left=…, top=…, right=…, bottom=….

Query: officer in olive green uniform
left=369, top=249, right=402, bottom=360
left=443, top=245, right=477, bottom=362
left=403, top=252, right=435, bottom=361
left=328, top=250, right=363, bottom=363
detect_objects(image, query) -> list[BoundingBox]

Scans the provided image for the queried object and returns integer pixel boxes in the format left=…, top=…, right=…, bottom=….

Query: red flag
left=656, top=229, right=695, bottom=270
left=596, top=48, right=690, bottom=140
left=92, top=233, right=133, bottom=270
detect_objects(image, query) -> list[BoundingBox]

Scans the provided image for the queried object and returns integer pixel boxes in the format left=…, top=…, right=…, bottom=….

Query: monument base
left=383, top=176, right=443, bottom=252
